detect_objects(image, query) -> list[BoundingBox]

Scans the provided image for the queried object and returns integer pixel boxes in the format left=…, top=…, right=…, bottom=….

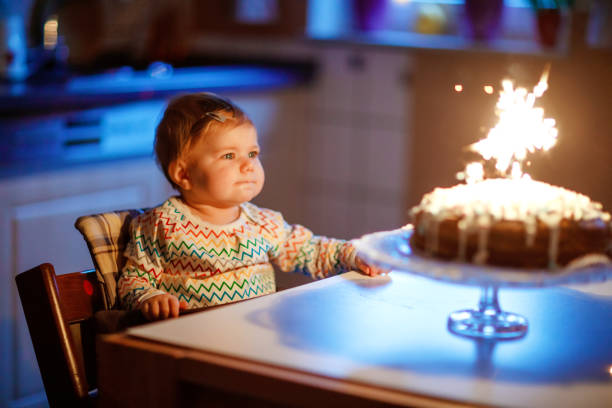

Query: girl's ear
left=169, top=158, right=192, bottom=191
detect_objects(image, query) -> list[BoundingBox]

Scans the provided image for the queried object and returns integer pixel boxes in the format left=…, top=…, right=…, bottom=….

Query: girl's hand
left=356, top=256, right=390, bottom=277
left=139, top=293, right=183, bottom=321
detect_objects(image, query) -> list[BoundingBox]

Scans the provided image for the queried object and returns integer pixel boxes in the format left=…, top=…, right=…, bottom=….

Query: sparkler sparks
left=461, top=65, right=557, bottom=183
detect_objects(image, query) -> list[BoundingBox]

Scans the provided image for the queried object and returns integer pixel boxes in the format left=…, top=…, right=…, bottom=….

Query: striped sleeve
left=117, top=213, right=166, bottom=310
left=269, top=219, right=358, bottom=279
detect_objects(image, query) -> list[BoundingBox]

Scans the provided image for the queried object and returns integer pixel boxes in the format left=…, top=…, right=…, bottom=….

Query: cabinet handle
left=63, top=137, right=101, bottom=147
left=65, top=118, right=101, bottom=128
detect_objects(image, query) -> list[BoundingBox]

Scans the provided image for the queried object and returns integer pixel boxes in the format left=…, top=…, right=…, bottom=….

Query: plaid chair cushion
left=74, top=209, right=147, bottom=310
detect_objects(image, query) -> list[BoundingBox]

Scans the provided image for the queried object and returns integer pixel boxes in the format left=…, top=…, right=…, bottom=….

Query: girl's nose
left=241, top=157, right=254, bottom=172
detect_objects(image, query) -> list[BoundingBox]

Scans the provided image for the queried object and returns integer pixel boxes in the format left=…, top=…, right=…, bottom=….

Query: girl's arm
left=269, top=221, right=358, bottom=279
left=117, top=221, right=167, bottom=310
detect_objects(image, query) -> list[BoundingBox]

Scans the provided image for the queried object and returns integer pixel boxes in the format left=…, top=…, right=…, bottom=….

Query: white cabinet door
left=1, top=158, right=173, bottom=408
left=14, top=185, right=149, bottom=273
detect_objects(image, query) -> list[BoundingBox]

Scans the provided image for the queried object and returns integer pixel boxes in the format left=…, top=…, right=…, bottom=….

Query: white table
left=99, top=271, right=612, bottom=407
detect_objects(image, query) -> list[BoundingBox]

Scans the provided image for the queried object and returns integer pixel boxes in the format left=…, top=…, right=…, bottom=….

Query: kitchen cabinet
left=0, top=158, right=173, bottom=408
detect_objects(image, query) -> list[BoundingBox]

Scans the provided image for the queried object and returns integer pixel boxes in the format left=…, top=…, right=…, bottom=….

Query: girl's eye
left=248, top=151, right=259, bottom=158
left=223, top=153, right=235, bottom=159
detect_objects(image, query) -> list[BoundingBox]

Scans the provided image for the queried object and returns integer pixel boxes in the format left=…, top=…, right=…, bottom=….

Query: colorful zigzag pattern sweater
left=118, top=197, right=358, bottom=310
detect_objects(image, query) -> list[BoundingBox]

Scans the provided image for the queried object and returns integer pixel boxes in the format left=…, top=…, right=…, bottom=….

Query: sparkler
left=459, top=65, right=558, bottom=183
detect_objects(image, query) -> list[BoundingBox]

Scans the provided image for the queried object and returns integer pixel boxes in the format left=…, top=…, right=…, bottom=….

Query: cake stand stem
left=479, top=285, right=501, bottom=316
left=447, top=285, right=528, bottom=339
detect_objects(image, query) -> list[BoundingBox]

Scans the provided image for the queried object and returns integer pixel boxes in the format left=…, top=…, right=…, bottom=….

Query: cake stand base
left=447, top=285, right=528, bottom=339
left=353, top=228, right=612, bottom=340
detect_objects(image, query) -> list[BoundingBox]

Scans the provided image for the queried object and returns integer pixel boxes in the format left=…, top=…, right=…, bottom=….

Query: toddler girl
left=118, top=92, right=386, bottom=320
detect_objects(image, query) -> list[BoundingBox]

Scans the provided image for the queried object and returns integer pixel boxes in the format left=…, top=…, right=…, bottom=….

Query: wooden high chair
left=15, top=208, right=147, bottom=407
left=16, top=263, right=103, bottom=408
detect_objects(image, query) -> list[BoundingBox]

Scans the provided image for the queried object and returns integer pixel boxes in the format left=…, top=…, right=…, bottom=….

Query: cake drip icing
left=411, top=178, right=612, bottom=267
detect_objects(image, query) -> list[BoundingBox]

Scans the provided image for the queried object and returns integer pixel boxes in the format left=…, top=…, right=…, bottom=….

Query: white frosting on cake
left=412, top=178, right=611, bottom=267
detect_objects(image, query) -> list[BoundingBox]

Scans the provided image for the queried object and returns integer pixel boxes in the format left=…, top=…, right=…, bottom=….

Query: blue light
left=307, top=0, right=352, bottom=38
left=67, top=66, right=296, bottom=95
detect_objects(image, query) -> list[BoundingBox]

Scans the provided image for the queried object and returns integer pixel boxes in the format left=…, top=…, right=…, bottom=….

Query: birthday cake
left=408, top=69, right=612, bottom=269
left=409, top=178, right=612, bottom=269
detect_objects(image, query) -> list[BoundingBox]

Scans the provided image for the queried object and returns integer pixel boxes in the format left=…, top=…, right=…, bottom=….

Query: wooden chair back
left=16, top=262, right=105, bottom=408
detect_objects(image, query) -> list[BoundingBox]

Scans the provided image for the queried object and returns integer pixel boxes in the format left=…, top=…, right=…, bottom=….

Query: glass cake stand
left=353, top=227, right=612, bottom=340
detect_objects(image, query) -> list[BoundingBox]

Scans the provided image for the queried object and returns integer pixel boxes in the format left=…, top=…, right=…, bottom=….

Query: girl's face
left=179, top=123, right=265, bottom=208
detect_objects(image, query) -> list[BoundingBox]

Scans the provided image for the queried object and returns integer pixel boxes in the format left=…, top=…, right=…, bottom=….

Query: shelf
left=308, top=29, right=569, bottom=57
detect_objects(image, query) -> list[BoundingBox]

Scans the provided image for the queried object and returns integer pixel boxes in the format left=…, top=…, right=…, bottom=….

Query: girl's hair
left=154, top=92, right=252, bottom=189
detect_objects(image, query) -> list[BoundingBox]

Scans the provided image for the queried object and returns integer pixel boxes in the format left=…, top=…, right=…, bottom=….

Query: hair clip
left=205, top=112, right=227, bottom=123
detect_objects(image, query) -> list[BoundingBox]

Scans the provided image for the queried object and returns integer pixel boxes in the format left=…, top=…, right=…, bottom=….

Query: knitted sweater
left=118, top=197, right=358, bottom=310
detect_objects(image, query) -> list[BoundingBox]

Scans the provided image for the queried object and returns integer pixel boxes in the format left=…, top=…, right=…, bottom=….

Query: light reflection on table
left=245, top=272, right=612, bottom=383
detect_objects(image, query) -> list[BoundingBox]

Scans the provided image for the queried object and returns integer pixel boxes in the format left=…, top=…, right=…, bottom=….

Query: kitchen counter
left=0, top=62, right=315, bottom=116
